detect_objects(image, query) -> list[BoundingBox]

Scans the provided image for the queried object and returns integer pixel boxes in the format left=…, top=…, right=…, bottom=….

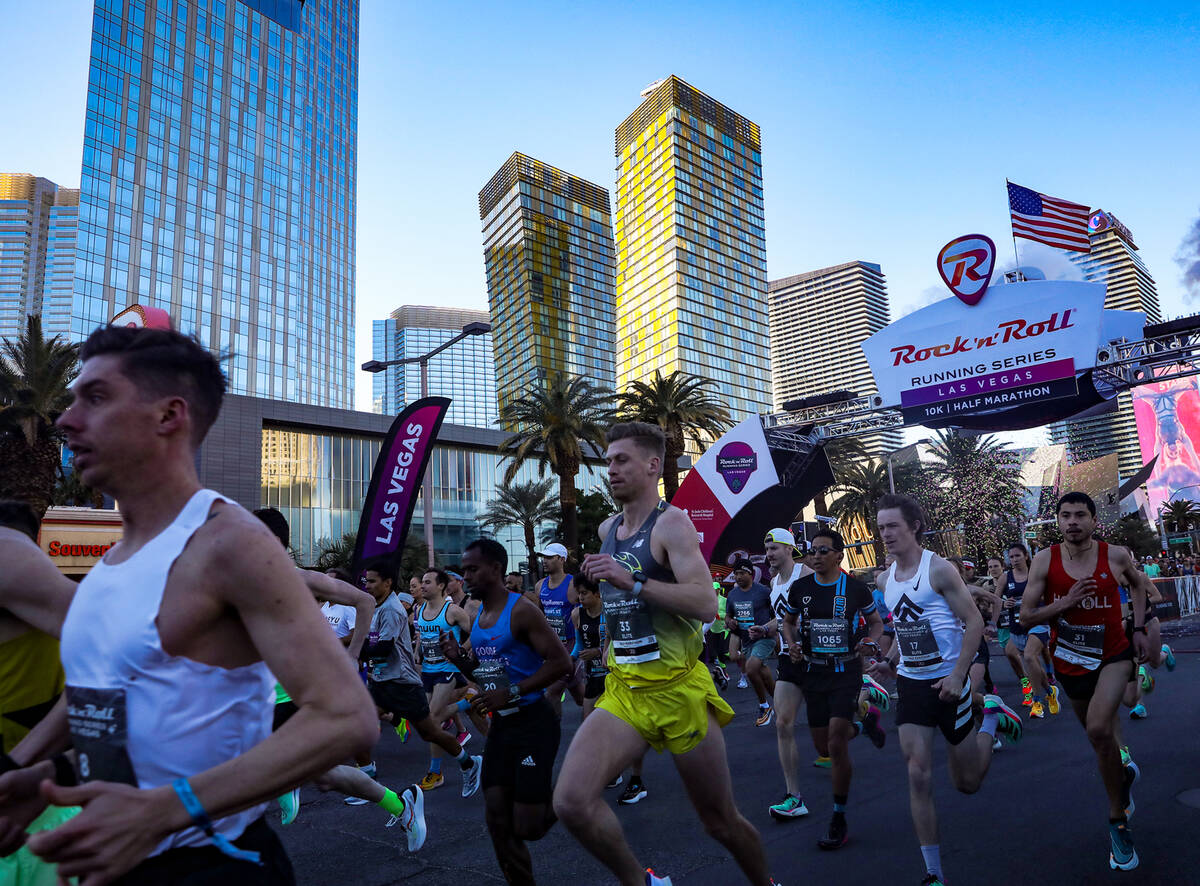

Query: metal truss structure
left=761, top=322, right=1200, bottom=451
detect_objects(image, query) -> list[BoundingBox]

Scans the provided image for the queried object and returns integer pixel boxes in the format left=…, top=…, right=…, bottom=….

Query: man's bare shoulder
left=597, top=512, right=619, bottom=542
left=180, top=501, right=297, bottom=598
left=655, top=504, right=698, bottom=537
left=927, top=554, right=963, bottom=593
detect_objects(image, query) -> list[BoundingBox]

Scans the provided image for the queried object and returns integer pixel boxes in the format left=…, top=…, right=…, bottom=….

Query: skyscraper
left=479, top=152, right=616, bottom=419
left=74, top=0, right=358, bottom=406
left=1050, top=210, right=1161, bottom=477
left=768, top=261, right=902, bottom=458
left=614, top=75, right=771, bottom=421
left=0, top=174, right=78, bottom=341
left=372, top=305, right=497, bottom=428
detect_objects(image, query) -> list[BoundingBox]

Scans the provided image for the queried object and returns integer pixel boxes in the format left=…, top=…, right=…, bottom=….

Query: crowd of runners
left=0, top=324, right=1185, bottom=885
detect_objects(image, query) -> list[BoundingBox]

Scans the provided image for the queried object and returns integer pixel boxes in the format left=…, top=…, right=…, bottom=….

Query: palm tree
left=618, top=370, right=734, bottom=501
left=498, top=374, right=613, bottom=550
left=314, top=532, right=356, bottom=572
left=829, top=460, right=892, bottom=564
left=479, top=479, right=559, bottom=577
left=1160, top=499, right=1199, bottom=533
left=813, top=437, right=870, bottom=516
left=0, top=315, right=80, bottom=518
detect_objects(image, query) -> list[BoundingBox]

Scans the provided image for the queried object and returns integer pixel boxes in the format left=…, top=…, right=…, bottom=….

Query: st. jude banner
left=352, top=397, right=450, bottom=575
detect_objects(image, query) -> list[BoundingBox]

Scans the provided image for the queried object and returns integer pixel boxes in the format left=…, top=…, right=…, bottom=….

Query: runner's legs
left=774, top=680, right=804, bottom=797
left=1068, top=661, right=1135, bottom=819
left=898, top=724, right=939, bottom=845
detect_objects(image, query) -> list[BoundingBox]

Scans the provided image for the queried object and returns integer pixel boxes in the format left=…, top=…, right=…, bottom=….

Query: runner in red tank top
left=1022, top=492, right=1150, bottom=874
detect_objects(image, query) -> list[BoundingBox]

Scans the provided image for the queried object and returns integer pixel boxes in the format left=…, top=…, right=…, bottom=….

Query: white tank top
left=59, top=489, right=273, bottom=856
left=884, top=549, right=962, bottom=680
left=771, top=569, right=797, bottom=653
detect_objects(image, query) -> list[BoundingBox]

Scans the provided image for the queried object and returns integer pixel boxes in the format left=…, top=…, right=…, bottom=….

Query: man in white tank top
left=0, top=326, right=379, bottom=884
left=866, top=494, right=1022, bottom=886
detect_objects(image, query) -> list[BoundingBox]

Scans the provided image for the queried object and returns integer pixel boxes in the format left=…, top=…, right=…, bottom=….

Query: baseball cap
left=733, top=558, right=755, bottom=574
left=764, top=528, right=797, bottom=549
left=539, top=543, right=569, bottom=558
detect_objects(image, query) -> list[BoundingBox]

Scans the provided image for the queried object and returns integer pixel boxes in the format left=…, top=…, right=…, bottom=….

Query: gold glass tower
left=614, top=76, right=771, bottom=420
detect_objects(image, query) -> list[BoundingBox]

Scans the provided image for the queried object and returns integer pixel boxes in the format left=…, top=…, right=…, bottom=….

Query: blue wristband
left=455, top=698, right=472, bottom=713
left=171, top=778, right=263, bottom=866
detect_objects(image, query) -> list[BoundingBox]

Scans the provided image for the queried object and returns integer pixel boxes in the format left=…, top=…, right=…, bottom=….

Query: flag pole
left=1006, top=179, right=1021, bottom=280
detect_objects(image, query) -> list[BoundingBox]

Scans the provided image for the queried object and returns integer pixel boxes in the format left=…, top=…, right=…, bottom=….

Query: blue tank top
left=471, top=592, right=543, bottom=708
left=539, top=574, right=576, bottom=645
left=415, top=599, right=460, bottom=673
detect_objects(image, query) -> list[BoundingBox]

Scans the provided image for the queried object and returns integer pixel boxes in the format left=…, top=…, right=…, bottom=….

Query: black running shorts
left=112, top=818, right=294, bottom=885
left=482, top=697, right=561, bottom=805
left=584, top=673, right=607, bottom=700
left=777, top=654, right=806, bottom=687
left=895, top=674, right=974, bottom=746
left=420, top=670, right=467, bottom=695
left=272, top=701, right=298, bottom=732
left=1056, top=648, right=1134, bottom=701
left=972, top=637, right=990, bottom=667
left=802, top=666, right=860, bottom=728
left=368, top=679, right=430, bottom=722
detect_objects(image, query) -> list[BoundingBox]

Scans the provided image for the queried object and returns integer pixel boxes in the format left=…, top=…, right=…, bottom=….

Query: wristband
left=51, top=754, right=78, bottom=787
left=171, top=778, right=263, bottom=865
left=1132, top=625, right=1146, bottom=634
left=0, top=753, right=19, bottom=776
left=455, top=698, right=472, bottom=713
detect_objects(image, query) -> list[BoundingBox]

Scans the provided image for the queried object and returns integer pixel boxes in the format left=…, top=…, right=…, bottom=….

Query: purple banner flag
left=352, top=397, right=450, bottom=575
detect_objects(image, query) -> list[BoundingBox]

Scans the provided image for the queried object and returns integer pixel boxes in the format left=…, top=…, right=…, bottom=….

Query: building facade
left=614, top=75, right=771, bottom=421
left=0, top=174, right=78, bottom=341
left=74, top=0, right=358, bottom=406
left=199, top=393, right=605, bottom=570
left=372, top=305, right=497, bottom=428
left=1050, top=211, right=1162, bottom=477
left=479, top=152, right=616, bottom=419
left=768, top=261, right=901, bottom=458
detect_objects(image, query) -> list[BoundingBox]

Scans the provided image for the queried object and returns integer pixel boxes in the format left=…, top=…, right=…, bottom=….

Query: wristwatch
left=1132, top=625, right=1147, bottom=634
left=631, top=570, right=648, bottom=599
left=508, top=683, right=522, bottom=704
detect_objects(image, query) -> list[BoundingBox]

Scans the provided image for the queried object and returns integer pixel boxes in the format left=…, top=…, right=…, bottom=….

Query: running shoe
left=418, top=771, right=445, bottom=792
left=385, top=783, right=427, bottom=853
left=712, top=667, right=729, bottom=691
left=344, top=794, right=370, bottom=806
left=1030, top=701, right=1045, bottom=719
left=606, top=774, right=624, bottom=789
left=461, top=755, right=483, bottom=798
left=645, top=869, right=673, bottom=886
left=1021, top=679, right=1033, bottom=707
left=1129, top=704, right=1147, bottom=720
left=768, top=793, right=809, bottom=820
left=920, top=874, right=946, bottom=886
left=992, top=738, right=1003, bottom=752
left=1138, top=665, right=1154, bottom=693
left=817, top=815, right=848, bottom=850
left=1109, top=820, right=1138, bottom=871
left=983, top=694, right=1023, bottom=744
left=1122, top=759, right=1140, bottom=819
left=457, top=730, right=471, bottom=747
left=861, top=705, right=886, bottom=749
left=361, top=761, right=377, bottom=779
left=812, top=756, right=832, bottom=769
left=394, top=718, right=410, bottom=742
left=278, top=788, right=300, bottom=826
left=756, top=705, right=775, bottom=727
left=862, top=675, right=891, bottom=711
left=619, top=780, right=648, bottom=805
left=737, top=675, right=749, bottom=689
left=1163, top=643, right=1176, bottom=671
left=1047, top=684, right=1060, bottom=716
left=1120, top=746, right=1132, bottom=768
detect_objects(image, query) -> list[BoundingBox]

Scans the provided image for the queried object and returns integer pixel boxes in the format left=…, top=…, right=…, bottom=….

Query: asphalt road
left=276, top=626, right=1200, bottom=886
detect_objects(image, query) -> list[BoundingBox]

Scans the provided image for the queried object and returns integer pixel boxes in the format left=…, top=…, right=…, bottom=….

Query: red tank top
left=1045, top=541, right=1130, bottom=675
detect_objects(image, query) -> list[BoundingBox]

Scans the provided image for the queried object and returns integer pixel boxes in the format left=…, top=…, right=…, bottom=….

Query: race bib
left=473, top=659, right=518, bottom=716
left=894, top=619, right=944, bottom=673
left=420, top=633, right=445, bottom=665
left=733, top=600, right=754, bottom=630
left=544, top=606, right=567, bottom=643
left=65, top=686, right=137, bottom=785
left=603, top=586, right=660, bottom=664
left=808, top=618, right=852, bottom=662
left=1054, top=619, right=1105, bottom=670
left=585, top=655, right=609, bottom=677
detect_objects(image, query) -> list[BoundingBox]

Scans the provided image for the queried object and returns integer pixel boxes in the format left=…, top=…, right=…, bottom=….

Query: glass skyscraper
left=372, top=304, right=497, bottom=428
left=479, top=152, right=616, bottom=419
left=614, top=75, right=771, bottom=421
left=75, top=0, right=358, bottom=406
left=0, top=174, right=78, bottom=341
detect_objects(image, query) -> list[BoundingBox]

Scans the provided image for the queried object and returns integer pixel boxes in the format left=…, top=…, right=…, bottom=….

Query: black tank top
left=578, top=607, right=608, bottom=676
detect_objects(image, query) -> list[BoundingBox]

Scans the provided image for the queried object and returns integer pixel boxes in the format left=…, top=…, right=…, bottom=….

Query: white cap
left=539, top=543, right=569, bottom=558
left=764, top=528, right=797, bottom=549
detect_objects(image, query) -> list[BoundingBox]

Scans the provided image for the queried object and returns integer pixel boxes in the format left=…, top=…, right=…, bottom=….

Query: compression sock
left=456, top=749, right=474, bottom=770
left=430, top=758, right=442, bottom=774
left=980, top=711, right=1000, bottom=738
left=378, top=788, right=405, bottom=816
left=921, top=844, right=943, bottom=878
left=833, top=793, right=848, bottom=819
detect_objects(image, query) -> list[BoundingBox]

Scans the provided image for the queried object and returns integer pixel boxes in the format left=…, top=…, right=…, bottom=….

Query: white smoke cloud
left=995, top=240, right=1089, bottom=283
left=1176, top=211, right=1200, bottom=302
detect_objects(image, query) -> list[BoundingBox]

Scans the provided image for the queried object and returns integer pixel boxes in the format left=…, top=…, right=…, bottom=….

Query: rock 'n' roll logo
left=715, top=441, right=758, bottom=493
left=937, top=234, right=996, bottom=306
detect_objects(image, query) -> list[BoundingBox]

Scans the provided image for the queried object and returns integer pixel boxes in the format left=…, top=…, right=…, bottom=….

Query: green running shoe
left=278, top=788, right=300, bottom=826
left=1163, top=644, right=1176, bottom=671
left=983, top=694, right=1023, bottom=744
left=768, top=793, right=809, bottom=820
left=1138, top=665, right=1154, bottom=693
left=812, top=755, right=832, bottom=769
left=1119, top=746, right=1132, bottom=768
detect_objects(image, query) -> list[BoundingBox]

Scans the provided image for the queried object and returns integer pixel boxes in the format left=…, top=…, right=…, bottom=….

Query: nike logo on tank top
left=884, top=549, right=963, bottom=680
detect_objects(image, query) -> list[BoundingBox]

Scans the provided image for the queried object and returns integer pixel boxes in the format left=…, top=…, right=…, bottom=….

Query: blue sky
left=3, top=1, right=1199, bottom=441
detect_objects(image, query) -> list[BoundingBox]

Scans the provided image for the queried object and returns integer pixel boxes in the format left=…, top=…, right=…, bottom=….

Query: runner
left=360, top=559, right=483, bottom=800
left=505, top=572, right=525, bottom=594
left=439, top=538, right=572, bottom=886
left=1021, top=492, right=1149, bottom=871
left=1003, top=544, right=1058, bottom=718
left=702, top=580, right=732, bottom=690
left=553, top=422, right=775, bottom=886
left=0, top=324, right=380, bottom=884
left=448, top=569, right=481, bottom=622
left=538, top=543, right=586, bottom=718
left=763, top=528, right=813, bottom=821
left=868, top=493, right=1021, bottom=886
left=780, top=528, right=886, bottom=849
left=571, top=574, right=609, bottom=722
left=414, top=569, right=474, bottom=791
left=726, top=559, right=777, bottom=726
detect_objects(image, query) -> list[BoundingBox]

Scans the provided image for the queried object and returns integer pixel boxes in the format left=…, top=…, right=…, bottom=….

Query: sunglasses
left=809, top=546, right=840, bottom=556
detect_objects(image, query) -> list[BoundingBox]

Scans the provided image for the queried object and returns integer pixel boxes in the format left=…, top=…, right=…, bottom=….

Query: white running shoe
left=462, top=754, right=483, bottom=798
left=737, top=675, right=749, bottom=689
left=385, top=783, right=427, bottom=852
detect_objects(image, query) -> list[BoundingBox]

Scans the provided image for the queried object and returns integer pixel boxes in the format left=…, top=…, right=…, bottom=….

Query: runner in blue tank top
left=415, top=568, right=473, bottom=792
left=538, top=542, right=586, bottom=718
left=440, top=538, right=571, bottom=886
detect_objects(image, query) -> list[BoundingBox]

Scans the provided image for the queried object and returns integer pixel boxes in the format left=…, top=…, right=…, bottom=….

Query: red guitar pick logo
left=937, top=234, right=996, bottom=306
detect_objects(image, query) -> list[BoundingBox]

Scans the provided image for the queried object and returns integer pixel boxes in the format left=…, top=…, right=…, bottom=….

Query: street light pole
left=362, top=321, right=491, bottom=571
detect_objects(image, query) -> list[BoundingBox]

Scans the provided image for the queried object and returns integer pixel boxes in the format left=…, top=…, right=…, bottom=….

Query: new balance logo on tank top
left=884, top=549, right=962, bottom=680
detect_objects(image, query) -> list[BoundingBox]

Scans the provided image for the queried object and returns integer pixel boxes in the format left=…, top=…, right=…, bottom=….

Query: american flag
left=1007, top=181, right=1091, bottom=252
